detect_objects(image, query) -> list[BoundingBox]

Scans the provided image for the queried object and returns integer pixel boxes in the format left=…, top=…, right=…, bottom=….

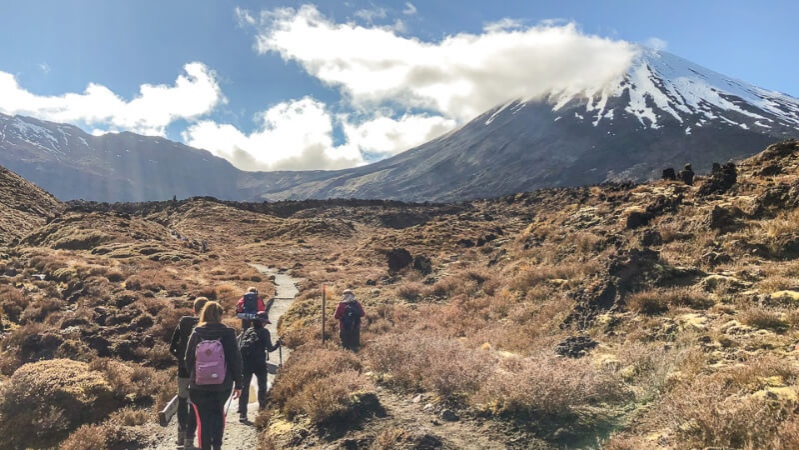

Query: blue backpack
left=242, top=292, right=259, bottom=315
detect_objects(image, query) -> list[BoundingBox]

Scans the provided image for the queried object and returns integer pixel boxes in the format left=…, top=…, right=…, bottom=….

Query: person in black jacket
left=237, top=312, right=280, bottom=424
left=185, top=302, right=243, bottom=450
left=169, top=296, right=208, bottom=447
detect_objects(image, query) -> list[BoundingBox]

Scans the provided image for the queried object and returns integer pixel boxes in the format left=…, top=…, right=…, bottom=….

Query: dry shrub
left=21, top=297, right=65, bottom=323
left=627, top=291, right=669, bottom=315
left=61, top=409, right=150, bottom=450
left=471, top=353, right=629, bottom=421
left=89, top=358, right=163, bottom=403
left=615, top=343, right=706, bottom=401
left=0, top=359, right=120, bottom=448
left=741, top=307, right=789, bottom=333
left=0, top=285, right=27, bottom=323
left=396, top=282, right=424, bottom=302
left=367, top=333, right=496, bottom=402
left=270, top=345, right=367, bottom=423
left=647, top=355, right=798, bottom=449
left=373, top=427, right=410, bottom=449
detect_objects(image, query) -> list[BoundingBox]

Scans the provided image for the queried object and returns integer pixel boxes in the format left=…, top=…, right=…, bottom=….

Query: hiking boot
left=239, top=415, right=249, bottom=424
left=184, top=437, right=197, bottom=449
left=176, top=431, right=185, bottom=446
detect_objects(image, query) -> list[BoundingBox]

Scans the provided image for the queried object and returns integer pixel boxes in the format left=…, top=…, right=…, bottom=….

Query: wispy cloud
left=402, top=2, right=417, bottom=16
left=38, top=63, right=51, bottom=74
left=0, top=62, right=223, bottom=136
left=645, top=37, right=668, bottom=50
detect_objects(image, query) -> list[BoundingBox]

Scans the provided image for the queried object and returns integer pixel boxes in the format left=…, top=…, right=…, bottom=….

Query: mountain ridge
left=0, top=48, right=797, bottom=202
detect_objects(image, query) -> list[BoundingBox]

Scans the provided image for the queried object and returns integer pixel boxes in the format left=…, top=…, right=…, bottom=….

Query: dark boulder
left=698, top=162, right=737, bottom=196
left=706, top=204, right=747, bottom=233
left=555, top=335, right=598, bottom=358
left=413, top=255, right=433, bottom=275
left=387, top=248, right=413, bottom=272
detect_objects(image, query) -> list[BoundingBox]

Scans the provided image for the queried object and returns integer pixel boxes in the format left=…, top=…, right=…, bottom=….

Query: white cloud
left=483, top=18, right=524, bottom=33
left=38, top=63, right=51, bottom=74
left=343, top=113, right=456, bottom=156
left=402, top=2, right=417, bottom=16
left=645, top=37, right=668, bottom=50
left=183, top=97, right=364, bottom=171
left=0, top=62, right=224, bottom=136
left=244, top=5, right=639, bottom=122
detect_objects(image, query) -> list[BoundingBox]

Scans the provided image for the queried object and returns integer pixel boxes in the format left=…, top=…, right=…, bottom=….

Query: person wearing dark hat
left=333, top=289, right=365, bottom=352
left=236, top=311, right=280, bottom=424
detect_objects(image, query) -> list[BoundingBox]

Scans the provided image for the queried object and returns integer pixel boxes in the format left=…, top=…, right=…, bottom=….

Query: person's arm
left=262, top=328, right=279, bottom=353
left=333, top=302, right=344, bottom=320
left=169, top=319, right=183, bottom=358
left=184, top=331, right=198, bottom=376
left=227, top=329, right=244, bottom=392
left=357, top=301, right=365, bottom=317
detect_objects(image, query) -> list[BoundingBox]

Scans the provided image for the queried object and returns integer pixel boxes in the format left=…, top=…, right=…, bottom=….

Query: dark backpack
left=195, top=338, right=226, bottom=385
left=341, top=302, right=361, bottom=330
left=238, top=328, right=263, bottom=367
left=242, top=292, right=259, bottom=315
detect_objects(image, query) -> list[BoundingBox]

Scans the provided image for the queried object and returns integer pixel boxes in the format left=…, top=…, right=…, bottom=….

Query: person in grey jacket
left=185, top=302, right=243, bottom=450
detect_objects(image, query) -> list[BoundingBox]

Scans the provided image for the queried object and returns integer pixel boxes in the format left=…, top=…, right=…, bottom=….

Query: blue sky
left=0, top=1, right=795, bottom=171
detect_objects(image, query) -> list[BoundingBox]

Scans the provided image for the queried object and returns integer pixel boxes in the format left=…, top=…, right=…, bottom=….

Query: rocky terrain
left=2, top=140, right=799, bottom=448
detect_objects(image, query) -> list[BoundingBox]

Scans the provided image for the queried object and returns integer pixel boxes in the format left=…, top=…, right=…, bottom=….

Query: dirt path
left=149, top=265, right=301, bottom=449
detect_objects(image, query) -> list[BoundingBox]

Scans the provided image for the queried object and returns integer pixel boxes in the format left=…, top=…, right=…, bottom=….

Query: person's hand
left=276, top=337, right=282, bottom=346
left=232, top=388, right=242, bottom=399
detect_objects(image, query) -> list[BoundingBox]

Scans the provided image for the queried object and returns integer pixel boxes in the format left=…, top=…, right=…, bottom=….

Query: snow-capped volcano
left=0, top=47, right=797, bottom=202
left=545, top=47, right=799, bottom=133
left=259, top=47, right=798, bottom=201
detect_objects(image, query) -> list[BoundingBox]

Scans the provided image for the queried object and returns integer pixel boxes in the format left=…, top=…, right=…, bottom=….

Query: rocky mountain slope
left=1, top=49, right=797, bottom=203
left=0, top=165, right=63, bottom=245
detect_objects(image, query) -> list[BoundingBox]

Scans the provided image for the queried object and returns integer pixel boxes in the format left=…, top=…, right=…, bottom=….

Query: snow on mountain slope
left=547, top=47, right=799, bottom=133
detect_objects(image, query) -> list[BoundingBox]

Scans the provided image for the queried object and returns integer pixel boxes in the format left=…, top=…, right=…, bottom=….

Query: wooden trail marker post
left=321, top=284, right=327, bottom=343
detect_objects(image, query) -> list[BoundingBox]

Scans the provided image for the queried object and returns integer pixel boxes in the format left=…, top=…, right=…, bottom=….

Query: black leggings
left=190, top=388, right=231, bottom=450
left=239, top=367, right=268, bottom=416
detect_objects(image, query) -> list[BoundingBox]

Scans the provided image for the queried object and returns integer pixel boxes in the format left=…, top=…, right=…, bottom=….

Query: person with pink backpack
left=185, top=302, right=243, bottom=450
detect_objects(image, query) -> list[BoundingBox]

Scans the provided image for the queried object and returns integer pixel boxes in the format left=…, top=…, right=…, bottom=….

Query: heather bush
left=471, top=352, right=630, bottom=421
left=0, top=359, right=120, bottom=448
left=0, top=285, right=27, bottom=323
left=648, top=355, right=799, bottom=448
left=270, top=345, right=369, bottom=423
left=741, top=307, right=789, bottom=332
left=367, top=333, right=496, bottom=403
left=627, top=291, right=669, bottom=315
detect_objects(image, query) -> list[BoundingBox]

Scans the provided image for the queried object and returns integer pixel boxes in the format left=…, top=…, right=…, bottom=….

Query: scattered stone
left=440, top=409, right=459, bottom=422
left=412, top=394, right=424, bottom=403
left=413, top=255, right=433, bottom=275
left=456, top=238, right=475, bottom=248
left=698, top=162, right=737, bottom=196
left=555, top=335, right=598, bottom=358
left=639, top=229, right=661, bottom=247
left=423, top=403, right=435, bottom=412
left=677, top=163, right=695, bottom=186
left=701, top=251, right=732, bottom=267
left=662, top=167, right=676, bottom=180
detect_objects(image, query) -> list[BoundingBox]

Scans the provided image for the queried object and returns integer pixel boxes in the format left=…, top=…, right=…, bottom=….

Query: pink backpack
left=195, top=338, right=227, bottom=385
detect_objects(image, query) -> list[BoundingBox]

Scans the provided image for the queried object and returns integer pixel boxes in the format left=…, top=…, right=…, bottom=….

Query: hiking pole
left=279, top=342, right=283, bottom=368
left=321, top=284, right=326, bottom=344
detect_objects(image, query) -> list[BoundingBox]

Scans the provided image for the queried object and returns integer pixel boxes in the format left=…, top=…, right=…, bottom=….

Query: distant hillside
left=1, top=50, right=797, bottom=203
left=0, top=165, right=63, bottom=245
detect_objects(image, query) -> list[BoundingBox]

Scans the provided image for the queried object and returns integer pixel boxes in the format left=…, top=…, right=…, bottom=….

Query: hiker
left=237, top=311, right=281, bottom=424
left=333, top=289, right=365, bottom=352
left=185, top=302, right=243, bottom=450
left=235, top=287, right=267, bottom=328
left=169, top=296, right=209, bottom=448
